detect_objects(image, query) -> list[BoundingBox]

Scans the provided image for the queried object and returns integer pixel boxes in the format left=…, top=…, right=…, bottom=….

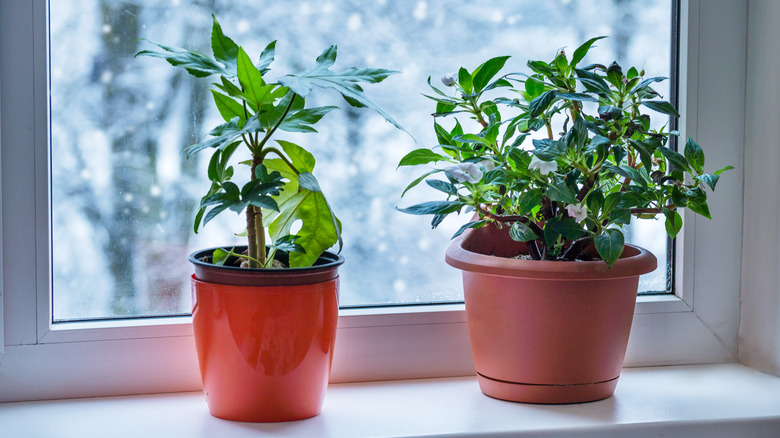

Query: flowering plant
left=399, top=37, right=730, bottom=266
left=138, top=16, right=403, bottom=268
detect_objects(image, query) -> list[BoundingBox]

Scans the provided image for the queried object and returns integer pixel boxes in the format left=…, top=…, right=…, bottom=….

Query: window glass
left=50, top=0, right=672, bottom=320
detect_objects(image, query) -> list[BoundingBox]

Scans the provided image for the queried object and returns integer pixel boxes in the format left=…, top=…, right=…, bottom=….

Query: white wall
left=739, top=0, right=780, bottom=375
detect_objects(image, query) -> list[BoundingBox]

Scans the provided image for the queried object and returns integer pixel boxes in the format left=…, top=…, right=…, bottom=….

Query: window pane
left=50, top=0, right=672, bottom=320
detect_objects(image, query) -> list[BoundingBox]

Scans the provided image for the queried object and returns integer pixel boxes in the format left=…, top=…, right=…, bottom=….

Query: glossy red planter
left=190, top=247, right=342, bottom=422
left=446, top=225, right=656, bottom=404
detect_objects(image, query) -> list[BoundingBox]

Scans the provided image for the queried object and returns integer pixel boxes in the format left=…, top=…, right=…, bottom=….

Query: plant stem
left=260, top=147, right=300, bottom=175
left=255, top=207, right=266, bottom=266
left=241, top=94, right=299, bottom=268
left=246, top=153, right=266, bottom=268
left=245, top=206, right=260, bottom=268
left=257, top=94, right=298, bottom=151
left=561, top=235, right=592, bottom=261
left=470, top=99, right=488, bottom=128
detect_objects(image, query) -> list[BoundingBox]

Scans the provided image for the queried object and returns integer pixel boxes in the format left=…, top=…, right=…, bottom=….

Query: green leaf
left=528, top=117, right=546, bottom=131
left=483, top=168, right=505, bottom=185
left=605, top=62, right=624, bottom=89
left=434, top=122, right=452, bottom=145
left=271, top=235, right=306, bottom=255
left=587, top=135, right=611, bottom=151
left=532, top=138, right=565, bottom=160
left=276, top=140, right=316, bottom=173
left=212, top=248, right=231, bottom=266
left=183, top=117, right=248, bottom=158
left=529, top=90, right=558, bottom=118
left=244, top=194, right=279, bottom=211
left=215, top=76, right=244, bottom=98
left=629, top=76, right=666, bottom=95
left=256, top=41, right=276, bottom=74
left=207, top=149, right=220, bottom=182
left=298, top=172, right=322, bottom=192
left=279, top=105, right=339, bottom=133
left=277, top=45, right=406, bottom=133
left=472, top=56, right=510, bottom=93
left=598, top=105, right=623, bottom=120
left=715, top=165, right=734, bottom=176
left=527, top=60, right=555, bottom=76
left=610, top=207, right=632, bottom=225
left=454, top=133, right=491, bottom=146
left=657, top=147, right=690, bottom=173
left=242, top=169, right=283, bottom=211
left=426, top=179, right=458, bottom=196
left=453, top=219, right=489, bottom=239
left=200, top=186, right=242, bottom=226
left=556, top=92, right=600, bottom=102
left=458, top=67, right=473, bottom=93
left=136, top=41, right=228, bottom=78
left=397, top=201, right=464, bottom=216
left=695, top=174, right=720, bottom=191
left=570, top=36, right=606, bottom=69
left=603, top=164, right=648, bottom=188
left=664, top=210, right=683, bottom=238
left=684, top=137, right=705, bottom=174
left=629, top=139, right=655, bottom=172
left=237, top=48, right=274, bottom=108
left=516, top=190, right=542, bottom=215
left=210, top=15, right=239, bottom=76
left=193, top=207, right=206, bottom=234
left=401, top=169, right=443, bottom=197
left=255, top=90, right=300, bottom=129
left=545, top=181, right=578, bottom=204
left=602, top=192, right=623, bottom=215
left=253, top=163, right=282, bottom=182
left=267, top=189, right=342, bottom=267
left=211, top=90, right=245, bottom=123
left=510, top=221, right=539, bottom=242
left=641, top=100, right=679, bottom=117
left=575, top=70, right=612, bottom=95
left=594, top=228, right=625, bottom=266
left=524, top=77, right=545, bottom=98
left=545, top=217, right=585, bottom=242
left=688, top=200, right=712, bottom=219
left=398, top=148, right=449, bottom=167
left=586, top=189, right=605, bottom=215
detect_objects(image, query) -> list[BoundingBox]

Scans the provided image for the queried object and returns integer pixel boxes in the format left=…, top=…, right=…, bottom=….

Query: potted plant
left=137, top=16, right=404, bottom=422
left=399, top=37, right=731, bottom=404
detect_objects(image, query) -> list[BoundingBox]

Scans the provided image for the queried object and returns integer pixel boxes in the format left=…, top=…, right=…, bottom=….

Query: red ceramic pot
left=445, top=225, right=656, bottom=404
left=189, top=247, right=342, bottom=422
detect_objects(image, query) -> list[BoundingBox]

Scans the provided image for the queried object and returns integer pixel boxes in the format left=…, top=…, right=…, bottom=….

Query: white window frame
left=0, top=0, right=747, bottom=401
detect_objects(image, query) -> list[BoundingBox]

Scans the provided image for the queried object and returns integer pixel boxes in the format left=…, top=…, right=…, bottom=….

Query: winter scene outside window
left=51, top=0, right=673, bottom=320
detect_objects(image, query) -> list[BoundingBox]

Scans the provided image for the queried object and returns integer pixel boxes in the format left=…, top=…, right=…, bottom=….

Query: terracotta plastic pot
left=445, top=225, right=656, bottom=404
left=189, top=247, right=343, bottom=422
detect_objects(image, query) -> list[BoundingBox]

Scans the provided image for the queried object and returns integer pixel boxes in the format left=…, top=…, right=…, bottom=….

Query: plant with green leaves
left=137, top=16, right=404, bottom=268
left=398, top=37, right=730, bottom=266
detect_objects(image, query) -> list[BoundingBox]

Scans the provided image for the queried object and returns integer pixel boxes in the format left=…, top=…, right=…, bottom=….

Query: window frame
left=0, top=0, right=746, bottom=401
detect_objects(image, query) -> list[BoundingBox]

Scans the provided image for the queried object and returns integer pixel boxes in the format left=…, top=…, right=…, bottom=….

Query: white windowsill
left=1, top=363, right=779, bottom=438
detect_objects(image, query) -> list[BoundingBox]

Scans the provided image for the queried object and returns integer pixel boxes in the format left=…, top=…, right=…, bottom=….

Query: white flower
left=528, top=156, right=558, bottom=175
left=441, top=72, right=458, bottom=87
left=565, top=203, right=588, bottom=223
left=480, top=159, right=495, bottom=172
left=444, top=162, right=483, bottom=183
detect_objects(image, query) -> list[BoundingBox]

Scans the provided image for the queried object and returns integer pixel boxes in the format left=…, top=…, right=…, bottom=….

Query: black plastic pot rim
left=189, top=246, right=344, bottom=287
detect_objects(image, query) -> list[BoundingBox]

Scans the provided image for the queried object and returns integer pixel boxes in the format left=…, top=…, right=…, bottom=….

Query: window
left=51, top=0, right=673, bottom=321
left=0, top=0, right=746, bottom=401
